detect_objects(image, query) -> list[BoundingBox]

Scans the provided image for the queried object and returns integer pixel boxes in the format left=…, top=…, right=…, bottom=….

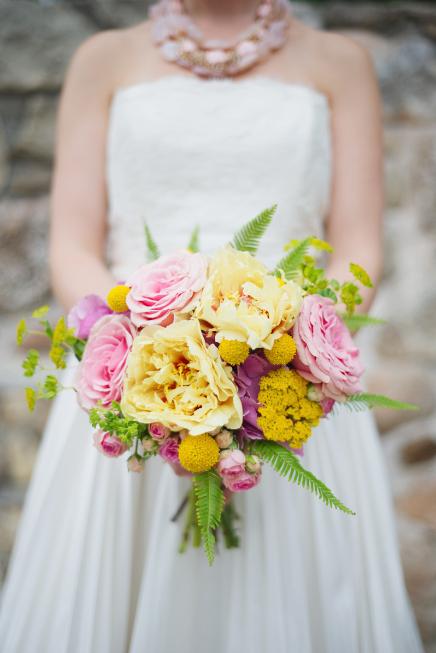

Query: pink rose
left=67, top=294, right=111, bottom=340
left=218, top=449, right=246, bottom=478
left=222, top=470, right=261, bottom=492
left=76, top=314, right=136, bottom=410
left=159, top=437, right=180, bottom=465
left=127, top=455, right=145, bottom=473
left=149, top=422, right=171, bottom=441
left=293, top=295, right=364, bottom=401
left=126, top=250, right=208, bottom=327
left=93, top=430, right=127, bottom=458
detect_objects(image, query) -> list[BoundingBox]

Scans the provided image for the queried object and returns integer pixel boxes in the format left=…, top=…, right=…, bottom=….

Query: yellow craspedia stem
left=264, top=333, right=297, bottom=365
left=218, top=339, right=250, bottom=366
left=178, top=434, right=220, bottom=473
left=107, top=285, right=130, bottom=313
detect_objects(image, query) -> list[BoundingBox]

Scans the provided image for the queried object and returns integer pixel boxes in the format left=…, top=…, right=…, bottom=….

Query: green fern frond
left=144, top=223, right=160, bottom=261
left=275, top=237, right=312, bottom=280
left=187, top=226, right=200, bottom=253
left=341, top=314, right=386, bottom=330
left=252, top=440, right=355, bottom=515
left=232, top=205, right=277, bottom=254
left=344, top=393, right=419, bottom=412
left=193, top=471, right=225, bottom=565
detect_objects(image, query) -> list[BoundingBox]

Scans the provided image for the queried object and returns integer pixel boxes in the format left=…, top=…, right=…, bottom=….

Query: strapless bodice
left=106, top=75, right=331, bottom=277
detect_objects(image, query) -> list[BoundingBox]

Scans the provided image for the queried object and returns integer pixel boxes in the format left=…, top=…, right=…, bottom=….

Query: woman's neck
left=183, top=0, right=260, bottom=20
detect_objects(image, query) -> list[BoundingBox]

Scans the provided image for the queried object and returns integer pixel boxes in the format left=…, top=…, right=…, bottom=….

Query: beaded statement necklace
left=150, top=0, right=292, bottom=79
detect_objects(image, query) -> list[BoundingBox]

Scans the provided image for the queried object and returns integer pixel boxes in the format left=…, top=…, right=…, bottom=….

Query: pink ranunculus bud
left=293, top=295, right=364, bottom=401
left=245, top=454, right=261, bottom=474
left=215, top=429, right=233, bottom=449
left=218, top=449, right=246, bottom=478
left=126, top=250, right=208, bottom=327
left=93, top=430, right=127, bottom=458
left=67, top=294, right=111, bottom=340
left=149, top=422, right=171, bottom=441
left=75, top=315, right=136, bottom=411
left=127, top=455, right=145, bottom=473
left=222, top=469, right=261, bottom=492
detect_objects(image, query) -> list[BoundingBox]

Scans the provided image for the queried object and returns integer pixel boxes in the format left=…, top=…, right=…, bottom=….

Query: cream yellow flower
left=121, top=318, right=242, bottom=435
left=195, top=247, right=303, bottom=350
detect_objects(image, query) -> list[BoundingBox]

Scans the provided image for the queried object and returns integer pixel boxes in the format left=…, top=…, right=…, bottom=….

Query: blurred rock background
left=0, top=0, right=435, bottom=648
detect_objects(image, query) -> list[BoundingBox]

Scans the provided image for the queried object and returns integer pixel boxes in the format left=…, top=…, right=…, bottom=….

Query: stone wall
left=1, top=2, right=436, bottom=649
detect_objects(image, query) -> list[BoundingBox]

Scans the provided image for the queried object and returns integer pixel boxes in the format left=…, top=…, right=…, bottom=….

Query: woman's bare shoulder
left=290, top=20, right=377, bottom=99
left=63, top=21, right=152, bottom=97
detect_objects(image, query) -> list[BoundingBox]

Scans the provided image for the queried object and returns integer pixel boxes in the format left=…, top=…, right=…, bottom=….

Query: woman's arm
left=321, top=35, right=384, bottom=312
left=49, top=32, right=123, bottom=311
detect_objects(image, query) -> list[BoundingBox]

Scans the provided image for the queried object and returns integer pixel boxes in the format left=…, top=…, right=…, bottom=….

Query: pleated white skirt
left=0, top=367, right=423, bottom=653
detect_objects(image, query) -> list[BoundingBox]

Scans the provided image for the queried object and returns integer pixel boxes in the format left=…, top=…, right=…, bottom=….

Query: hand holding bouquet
left=18, top=206, right=417, bottom=564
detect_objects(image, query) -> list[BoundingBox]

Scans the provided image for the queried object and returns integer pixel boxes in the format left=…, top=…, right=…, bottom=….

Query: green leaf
left=350, top=263, right=373, bottom=288
left=25, top=387, right=36, bottom=412
left=16, top=319, right=27, bottom=346
left=22, top=349, right=39, bottom=377
left=32, top=305, right=49, bottom=319
left=144, top=223, right=160, bottom=261
left=42, top=375, right=59, bottom=399
left=193, top=471, right=225, bottom=565
left=252, top=440, right=355, bottom=515
left=275, top=237, right=312, bottom=280
left=310, top=237, right=333, bottom=253
left=221, top=501, right=240, bottom=549
left=232, top=205, right=276, bottom=254
left=187, top=226, right=200, bottom=253
left=345, top=393, right=419, bottom=412
left=341, top=314, right=386, bottom=330
left=319, top=288, right=338, bottom=303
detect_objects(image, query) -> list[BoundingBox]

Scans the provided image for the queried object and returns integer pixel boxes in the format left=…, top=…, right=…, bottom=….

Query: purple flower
left=235, top=354, right=274, bottom=440
left=67, top=294, right=111, bottom=340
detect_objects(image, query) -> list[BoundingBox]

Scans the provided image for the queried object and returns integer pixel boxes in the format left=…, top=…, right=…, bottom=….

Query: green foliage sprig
left=89, top=401, right=149, bottom=446
left=232, top=205, right=277, bottom=254
left=187, top=226, right=200, bottom=253
left=144, top=223, right=160, bottom=261
left=17, top=306, right=85, bottom=412
left=252, top=440, right=355, bottom=515
left=344, top=393, right=419, bottom=412
left=193, top=470, right=225, bottom=565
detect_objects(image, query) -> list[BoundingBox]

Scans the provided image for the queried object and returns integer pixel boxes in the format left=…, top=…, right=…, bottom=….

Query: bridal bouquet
left=18, top=206, right=416, bottom=563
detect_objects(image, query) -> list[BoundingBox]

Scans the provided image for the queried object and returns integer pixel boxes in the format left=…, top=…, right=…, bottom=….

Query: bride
left=0, top=1, right=424, bottom=651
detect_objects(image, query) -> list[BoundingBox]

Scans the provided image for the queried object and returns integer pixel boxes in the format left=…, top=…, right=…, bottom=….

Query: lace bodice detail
left=106, top=75, right=331, bottom=277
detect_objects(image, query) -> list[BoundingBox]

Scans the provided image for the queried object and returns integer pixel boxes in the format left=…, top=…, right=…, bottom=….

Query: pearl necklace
left=150, top=0, right=292, bottom=79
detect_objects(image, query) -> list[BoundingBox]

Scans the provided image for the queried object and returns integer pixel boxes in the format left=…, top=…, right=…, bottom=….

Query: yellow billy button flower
left=218, top=339, right=250, bottom=366
left=178, top=434, right=220, bottom=473
left=263, top=333, right=297, bottom=365
left=107, top=285, right=130, bottom=313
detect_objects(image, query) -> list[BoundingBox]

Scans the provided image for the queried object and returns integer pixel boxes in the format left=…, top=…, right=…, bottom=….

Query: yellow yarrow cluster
left=218, top=339, right=250, bottom=366
left=263, top=333, right=297, bottom=365
left=178, top=434, right=220, bottom=473
left=257, top=368, right=323, bottom=448
left=107, top=285, right=130, bottom=313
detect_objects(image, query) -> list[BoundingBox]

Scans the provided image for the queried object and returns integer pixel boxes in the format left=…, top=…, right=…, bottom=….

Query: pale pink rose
left=149, top=423, right=171, bottom=441
left=93, top=430, right=127, bottom=458
left=127, top=455, right=145, bottom=473
left=126, top=250, right=208, bottom=327
left=218, top=449, right=246, bottom=478
left=141, top=438, right=159, bottom=454
left=75, top=314, right=136, bottom=410
left=293, top=295, right=364, bottom=401
left=223, top=470, right=261, bottom=492
left=67, top=294, right=111, bottom=340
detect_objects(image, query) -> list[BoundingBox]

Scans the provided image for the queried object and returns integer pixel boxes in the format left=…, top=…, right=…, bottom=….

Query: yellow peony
left=121, top=318, right=242, bottom=435
left=195, top=247, right=303, bottom=350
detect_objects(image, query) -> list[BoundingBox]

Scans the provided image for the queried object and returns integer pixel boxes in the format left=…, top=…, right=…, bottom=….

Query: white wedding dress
left=0, top=76, right=423, bottom=653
